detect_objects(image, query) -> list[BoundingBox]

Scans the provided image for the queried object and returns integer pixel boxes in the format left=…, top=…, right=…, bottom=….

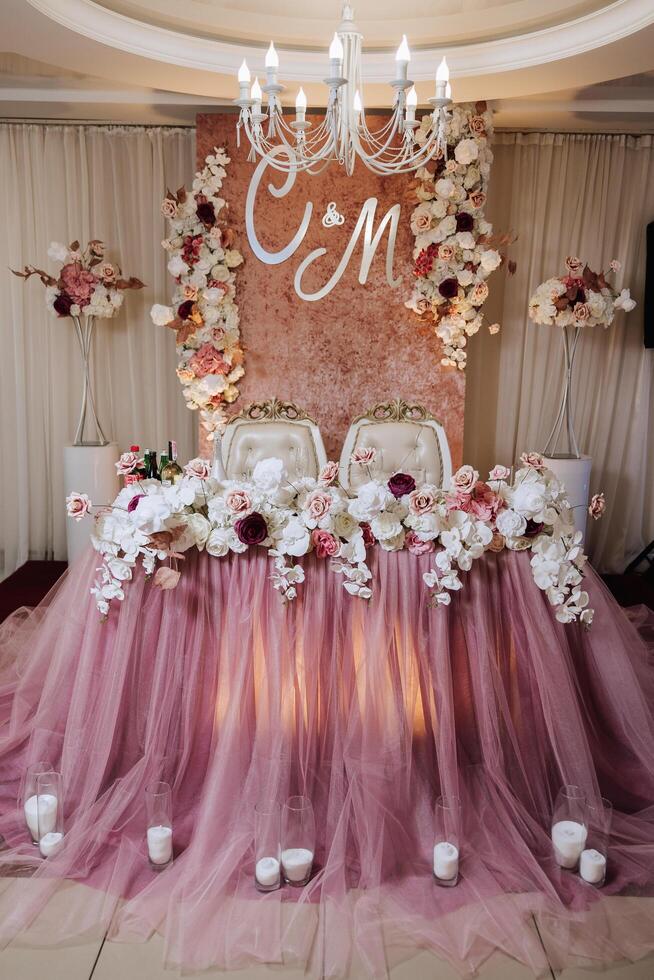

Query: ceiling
left=2, top=0, right=654, bottom=130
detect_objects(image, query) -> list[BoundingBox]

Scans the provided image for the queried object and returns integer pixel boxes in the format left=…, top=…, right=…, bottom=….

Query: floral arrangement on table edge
left=11, top=239, right=144, bottom=318
left=150, top=147, right=244, bottom=442
left=67, top=449, right=607, bottom=628
left=528, top=255, right=636, bottom=327
left=406, top=102, right=515, bottom=370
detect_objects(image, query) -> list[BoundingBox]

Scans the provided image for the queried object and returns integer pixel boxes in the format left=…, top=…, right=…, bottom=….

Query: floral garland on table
left=12, top=239, right=143, bottom=318
left=68, top=451, right=605, bottom=628
left=406, top=102, right=513, bottom=370
left=528, top=256, right=635, bottom=327
left=151, top=148, right=244, bottom=441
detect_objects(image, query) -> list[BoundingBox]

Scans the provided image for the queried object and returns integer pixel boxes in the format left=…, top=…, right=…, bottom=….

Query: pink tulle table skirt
left=1, top=547, right=654, bottom=977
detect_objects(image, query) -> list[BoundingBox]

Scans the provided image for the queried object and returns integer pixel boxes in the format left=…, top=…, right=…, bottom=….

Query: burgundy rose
left=524, top=519, right=544, bottom=538
left=235, top=511, right=268, bottom=546
left=177, top=299, right=194, bottom=320
left=361, top=522, right=376, bottom=547
left=456, top=212, right=474, bottom=233
left=53, top=293, right=74, bottom=317
left=196, top=201, right=216, bottom=227
left=388, top=472, right=417, bottom=498
left=438, top=277, right=459, bottom=300
left=127, top=494, right=146, bottom=513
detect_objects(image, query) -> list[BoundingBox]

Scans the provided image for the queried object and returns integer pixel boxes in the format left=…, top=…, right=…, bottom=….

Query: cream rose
left=161, top=198, right=178, bottom=219
left=184, top=457, right=212, bottom=480
left=225, top=489, right=252, bottom=514
left=408, top=487, right=436, bottom=516
left=66, top=491, right=92, bottom=521
left=304, top=489, right=333, bottom=522
left=451, top=465, right=479, bottom=494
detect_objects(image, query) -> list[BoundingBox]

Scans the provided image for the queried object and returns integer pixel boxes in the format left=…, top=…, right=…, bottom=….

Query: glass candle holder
left=551, top=784, right=588, bottom=870
left=580, top=796, right=612, bottom=886
left=254, top=800, right=281, bottom=892
left=145, top=781, right=173, bottom=871
left=433, top=795, right=461, bottom=886
left=23, top=760, right=54, bottom=844
left=281, top=796, right=315, bottom=887
left=36, top=771, right=64, bottom=858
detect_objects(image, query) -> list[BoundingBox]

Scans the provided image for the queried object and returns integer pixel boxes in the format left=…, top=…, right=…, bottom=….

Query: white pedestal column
left=542, top=455, right=592, bottom=545
left=63, top=443, right=120, bottom=565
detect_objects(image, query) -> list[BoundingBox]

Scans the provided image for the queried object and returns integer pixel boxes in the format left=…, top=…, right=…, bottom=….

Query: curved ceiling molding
left=25, top=0, right=654, bottom=83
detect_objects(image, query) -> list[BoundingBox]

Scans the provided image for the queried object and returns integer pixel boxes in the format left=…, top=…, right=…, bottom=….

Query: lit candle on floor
left=39, top=831, right=63, bottom=858
left=24, top=793, right=57, bottom=841
left=433, top=841, right=459, bottom=881
left=580, top=848, right=606, bottom=884
left=552, top=820, right=587, bottom=868
left=147, top=825, right=173, bottom=866
left=281, top=847, right=313, bottom=883
left=255, top=856, right=280, bottom=888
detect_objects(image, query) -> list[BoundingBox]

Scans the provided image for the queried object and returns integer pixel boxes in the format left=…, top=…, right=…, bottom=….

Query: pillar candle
left=39, top=831, right=63, bottom=858
left=580, top=848, right=606, bottom=884
left=281, top=847, right=313, bottom=883
left=552, top=820, right=587, bottom=868
left=24, top=793, right=57, bottom=841
left=433, top=841, right=459, bottom=880
left=147, top=825, right=173, bottom=865
left=255, top=856, right=280, bottom=888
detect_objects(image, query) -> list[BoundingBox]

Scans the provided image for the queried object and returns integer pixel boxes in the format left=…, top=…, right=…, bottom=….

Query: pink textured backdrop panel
left=197, top=113, right=464, bottom=463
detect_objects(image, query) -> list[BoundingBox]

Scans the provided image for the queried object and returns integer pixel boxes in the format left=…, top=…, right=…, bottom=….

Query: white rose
left=177, top=513, right=212, bottom=551
left=434, top=178, right=455, bottom=199
left=167, top=254, right=188, bottom=277
left=348, top=481, right=391, bottom=522
left=454, top=139, right=479, bottom=165
left=480, top=249, right=501, bottom=273
left=128, top=494, right=173, bottom=534
left=206, top=526, right=232, bottom=557
left=511, top=479, right=547, bottom=520
left=496, top=509, right=527, bottom=538
left=47, top=241, right=69, bottom=263
left=252, top=457, right=285, bottom=491
left=150, top=304, right=175, bottom=326
left=370, top=511, right=403, bottom=542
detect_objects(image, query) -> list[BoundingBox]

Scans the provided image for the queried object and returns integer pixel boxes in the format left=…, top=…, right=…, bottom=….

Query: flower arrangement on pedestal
left=151, top=147, right=244, bottom=442
left=12, top=241, right=144, bottom=445
left=406, top=102, right=514, bottom=370
left=68, top=450, right=600, bottom=627
left=528, top=256, right=636, bottom=457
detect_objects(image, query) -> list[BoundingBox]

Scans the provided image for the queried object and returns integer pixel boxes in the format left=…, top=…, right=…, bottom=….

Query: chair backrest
left=222, top=398, right=327, bottom=480
left=339, top=399, right=452, bottom=491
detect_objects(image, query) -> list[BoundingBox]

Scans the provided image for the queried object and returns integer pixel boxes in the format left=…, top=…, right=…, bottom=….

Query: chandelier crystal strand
left=233, top=2, right=452, bottom=176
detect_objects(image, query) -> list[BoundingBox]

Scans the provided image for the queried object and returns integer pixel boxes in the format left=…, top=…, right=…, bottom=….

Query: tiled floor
left=2, top=881, right=654, bottom=979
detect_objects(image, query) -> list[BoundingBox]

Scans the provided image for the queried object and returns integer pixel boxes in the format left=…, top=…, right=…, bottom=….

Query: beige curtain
left=0, top=123, right=196, bottom=576
left=466, top=132, right=654, bottom=572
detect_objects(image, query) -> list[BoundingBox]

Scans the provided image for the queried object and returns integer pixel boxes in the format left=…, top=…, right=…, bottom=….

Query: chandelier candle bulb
left=552, top=820, right=587, bottom=869
left=445, top=81, right=452, bottom=100
left=435, top=56, right=449, bottom=99
left=295, top=87, right=307, bottom=123
left=281, top=847, right=313, bottom=884
left=265, top=42, right=279, bottom=84
left=433, top=841, right=459, bottom=882
left=580, top=848, right=607, bottom=885
left=406, top=85, right=418, bottom=123
left=329, top=31, right=344, bottom=76
left=237, top=58, right=251, bottom=100
left=251, top=76, right=263, bottom=115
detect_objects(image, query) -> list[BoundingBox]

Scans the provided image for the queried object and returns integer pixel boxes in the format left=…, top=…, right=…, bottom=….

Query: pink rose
left=115, top=451, right=142, bottom=476
left=469, top=191, right=486, bottom=209
left=351, top=447, right=377, bottom=465
left=99, top=263, right=116, bottom=283
left=470, top=282, right=489, bottom=306
left=304, top=490, right=332, bottom=522
left=312, top=529, right=340, bottom=558
left=565, top=256, right=584, bottom=275
left=59, top=262, right=97, bottom=306
left=468, top=482, right=503, bottom=522
left=408, top=487, right=436, bottom=515
left=318, top=461, right=339, bottom=485
left=451, top=464, right=478, bottom=494
left=226, top=489, right=251, bottom=514
left=188, top=344, right=230, bottom=379
left=161, top=198, right=177, bottom=219
left=184, top=457, right=211, bottom=479
left=519, top=452, right=545, bottom=471
left=489, top=464, right=510, bottom=481
left=405, top=531, right=436, bottom=556
left=573, top=302, right=591, bottom=323
left=438, top=244, right=455, bottom=261
left=66, top=491, right=92, bottom=521
left=469, top=115, right=486, bottom=136
left=588, top=492, right=606, bottom=520
left=183, top=284, right=198, bottom=300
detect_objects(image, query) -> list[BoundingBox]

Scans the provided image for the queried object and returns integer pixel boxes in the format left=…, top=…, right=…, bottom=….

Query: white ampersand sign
left=245, top=147, right=402, bottom=302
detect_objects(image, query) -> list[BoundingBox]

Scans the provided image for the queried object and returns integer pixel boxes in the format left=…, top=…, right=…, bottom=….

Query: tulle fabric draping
left=0, top=548, right=654, bottom=977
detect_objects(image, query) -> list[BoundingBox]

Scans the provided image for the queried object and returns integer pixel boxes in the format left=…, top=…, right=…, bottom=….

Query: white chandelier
left=234, top=3, right=452, bottom=176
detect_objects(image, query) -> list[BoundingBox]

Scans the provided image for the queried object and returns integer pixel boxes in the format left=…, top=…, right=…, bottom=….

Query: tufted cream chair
left=221, top=398, right=327, bottom=480
left=339, top=400, right=452, bottom=491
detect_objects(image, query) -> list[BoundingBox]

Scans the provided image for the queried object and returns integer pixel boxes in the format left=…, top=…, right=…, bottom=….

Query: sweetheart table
left=0, top=546, right=653, bottom=977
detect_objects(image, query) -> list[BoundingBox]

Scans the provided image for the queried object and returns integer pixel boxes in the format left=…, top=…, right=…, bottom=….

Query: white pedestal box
left=63, top=443, right=120, bottom=565
left=542, top=455, right=592, bottom=546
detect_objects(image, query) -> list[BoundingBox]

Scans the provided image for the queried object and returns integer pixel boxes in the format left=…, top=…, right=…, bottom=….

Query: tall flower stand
left=542, top=324, right=592, bottom=544
left=64, top=444, right=119, bottom=564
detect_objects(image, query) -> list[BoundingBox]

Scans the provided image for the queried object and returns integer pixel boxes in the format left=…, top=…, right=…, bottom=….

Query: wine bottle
left=161, top=440, right=184, bottom=486
left=146, top=449, right=160, bottom=481
left=159, top=450, right=170, bottom=486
